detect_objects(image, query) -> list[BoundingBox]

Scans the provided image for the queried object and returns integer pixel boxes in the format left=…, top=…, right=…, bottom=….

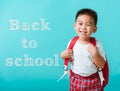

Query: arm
left=88, top=44, right=105, bottom=69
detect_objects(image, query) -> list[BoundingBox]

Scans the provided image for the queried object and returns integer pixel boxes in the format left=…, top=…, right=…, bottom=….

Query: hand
left=60, top=49, right=73, bottom=59
left=88, top=44, right=106, bottom=68
left=87, top=44, right=98, bottom=57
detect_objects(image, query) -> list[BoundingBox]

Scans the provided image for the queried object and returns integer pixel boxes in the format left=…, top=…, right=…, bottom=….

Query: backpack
left=64, top=36, right=109, bottom=88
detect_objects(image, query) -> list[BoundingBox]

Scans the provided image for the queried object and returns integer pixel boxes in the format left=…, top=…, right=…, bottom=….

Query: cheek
left=88, top=27, right=94, bottom=32
left=75, top=27, right=79, bottom=31
left=86, top=29, right=93, bottom=34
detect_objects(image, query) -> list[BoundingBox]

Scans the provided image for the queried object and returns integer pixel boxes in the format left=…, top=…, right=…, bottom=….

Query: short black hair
left=75, top=8, right=98, bottom=25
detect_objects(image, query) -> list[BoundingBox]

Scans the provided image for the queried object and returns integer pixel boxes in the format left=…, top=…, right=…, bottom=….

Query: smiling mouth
left=79, top=31, right=87, bottom=35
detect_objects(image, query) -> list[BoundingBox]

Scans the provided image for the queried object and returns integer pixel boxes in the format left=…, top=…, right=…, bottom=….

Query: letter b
left=9, top=20, right=20, bottom=30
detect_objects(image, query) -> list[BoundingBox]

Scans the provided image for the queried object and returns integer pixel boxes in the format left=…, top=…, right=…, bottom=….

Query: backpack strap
left=90, top=37, right=96, bottom=46
left=64, top=36, right=79, bottom=66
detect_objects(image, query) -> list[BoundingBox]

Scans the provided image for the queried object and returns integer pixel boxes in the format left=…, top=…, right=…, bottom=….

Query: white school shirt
left=67, top=39, right=106, bottom=77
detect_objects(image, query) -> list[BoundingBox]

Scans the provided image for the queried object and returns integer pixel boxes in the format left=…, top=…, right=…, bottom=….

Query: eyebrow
left=76, top=21, right=93, bottom=24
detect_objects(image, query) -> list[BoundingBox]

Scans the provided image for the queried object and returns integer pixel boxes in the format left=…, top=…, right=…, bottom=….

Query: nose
left=81, top=24, right=86, bottom=30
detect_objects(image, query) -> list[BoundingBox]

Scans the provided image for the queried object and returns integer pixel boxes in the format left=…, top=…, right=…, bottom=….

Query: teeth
left=80, top=31, right=86, bottom=34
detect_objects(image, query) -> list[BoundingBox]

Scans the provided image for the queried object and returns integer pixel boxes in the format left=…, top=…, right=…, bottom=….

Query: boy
left=61, top=8, right=106, bottom=91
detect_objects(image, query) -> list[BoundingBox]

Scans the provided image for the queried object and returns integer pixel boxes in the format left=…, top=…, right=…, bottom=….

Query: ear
left=93, top=26, right=97, bottom=33
left=74, top=23, right=76, bottom=30
left=74, top=23, right=78, bottom=30
left=74, top=23, right=79, bottom=34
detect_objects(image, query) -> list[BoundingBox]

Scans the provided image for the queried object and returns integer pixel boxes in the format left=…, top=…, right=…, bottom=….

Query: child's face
left=74, top=14, right=97, bottom=40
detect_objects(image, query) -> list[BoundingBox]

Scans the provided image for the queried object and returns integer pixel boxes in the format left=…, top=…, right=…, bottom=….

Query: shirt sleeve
left=96, top=40, right=106, bottom=61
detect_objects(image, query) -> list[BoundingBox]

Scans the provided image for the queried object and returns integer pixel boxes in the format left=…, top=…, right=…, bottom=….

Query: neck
left=78, top=37, right=90, bottom=44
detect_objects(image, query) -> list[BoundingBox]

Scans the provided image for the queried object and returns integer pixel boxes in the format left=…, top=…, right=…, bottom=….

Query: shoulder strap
left=90, top=37, right=96, bottom=46
left=64, top=36, right=79, bottom=66
left=68, top=36, right=79, bottom=49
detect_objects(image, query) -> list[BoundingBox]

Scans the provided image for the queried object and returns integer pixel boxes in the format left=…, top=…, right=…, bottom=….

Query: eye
left=78, top=22, right=83, bottom=26
left=86, top=23, right=92, bottom=26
